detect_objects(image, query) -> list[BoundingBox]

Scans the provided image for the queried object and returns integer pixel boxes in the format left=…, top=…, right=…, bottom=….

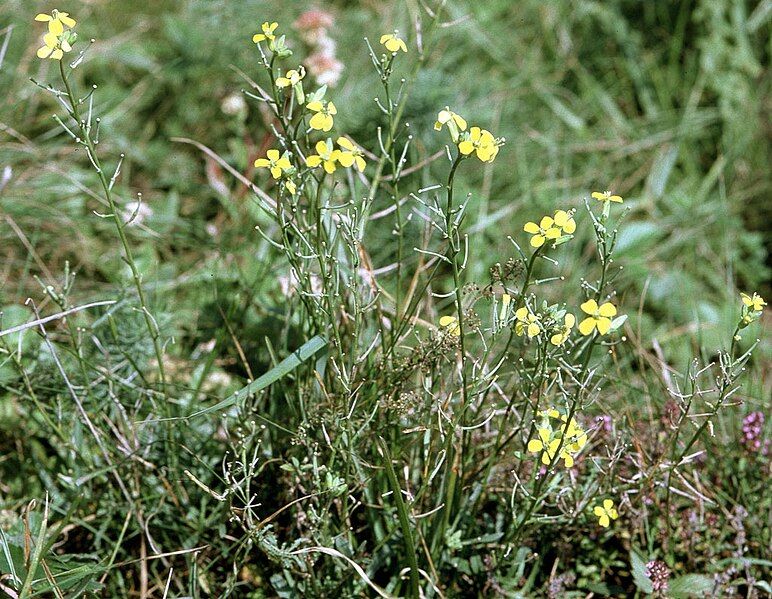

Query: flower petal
left=580, top=299, right=598, bottom=314
left=578, top=317, right=596, bottom=336
left=598, top=302, right=617, bottom=317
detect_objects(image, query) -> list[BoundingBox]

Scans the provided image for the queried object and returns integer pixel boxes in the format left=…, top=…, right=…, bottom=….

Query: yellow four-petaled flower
left=253, top=21, right=278, bottom=44
left=458, top=127, right=499, bottom=163
left=254, top=149, right=292, bottom=179
left=578, top=299, right=617, bottom=335
left=515, top=307, right=541, bottom=338
left=336, top=137, right=366, bottom=172
left=593, top=499, right=619, bottom=527
left=276, top=67, right=305, bottom=88
left=307, top=99, right=337, bottom=132
left=35, top=9, right=76, bottom=35
left=380, top=33, right=407, bottom=53
left=434, top=107, right=467, bottom=143
left=306, top=139, right=340, bottom=174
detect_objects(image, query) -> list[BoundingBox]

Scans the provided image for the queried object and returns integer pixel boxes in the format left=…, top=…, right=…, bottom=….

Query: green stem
left=378, top=438, right=420, bottom=599
left=58, top=61, right=169, bottom=401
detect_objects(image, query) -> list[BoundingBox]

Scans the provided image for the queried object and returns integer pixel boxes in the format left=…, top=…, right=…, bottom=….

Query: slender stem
left=59, top=60, right=169, bottom=401
left=378, top=438, right=420, bottom=598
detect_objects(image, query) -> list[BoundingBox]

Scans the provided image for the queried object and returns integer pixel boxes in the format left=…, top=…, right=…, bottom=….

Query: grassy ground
left=0, top=0, right=770, bottom=597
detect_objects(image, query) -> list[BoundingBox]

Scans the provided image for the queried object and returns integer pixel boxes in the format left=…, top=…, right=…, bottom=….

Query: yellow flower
left=439, top=315, right=461, bottom=337
left=306, top=139, right=340, bottom=174
left=254, top=149, right=292, bottom=179
left=578, top=299, right=617, bottom=336
left=458, top=127, right=499, bottom=163
left=276, top=67, right=305, bottom=88
left=526, top=412, right=585, bottom=468
left=593, top=499, right=619, bottom=528
left=527, top=427, right=561, bottom=465
left=741, top=292, right=766, bottom=312
left=550, top=313, right=575, bottom=346
left=591, top=190, right=623, bottom=204
left=434, top=107, right=467, bottom=143
left=253, top=21, right=278, bottom=44
left=553, top=209, right=576, bottom=234
left=307, top=99, right=337, bottom=132
left=562, top=417, right=588, bottom=456
left=336, top=137, right=367, bottom=172
left=523, top=215, right=562, bottom=248
left=379, top=33, right=407, bottom=53
left=514, top=307, right=541, bottom=338
left=35, top=9, right=76, bottom=35
left=36, top=30, right=72, bottom=60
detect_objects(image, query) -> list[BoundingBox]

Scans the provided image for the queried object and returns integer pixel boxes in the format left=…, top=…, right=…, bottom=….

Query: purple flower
left=740, top=411, right=768, bottom=455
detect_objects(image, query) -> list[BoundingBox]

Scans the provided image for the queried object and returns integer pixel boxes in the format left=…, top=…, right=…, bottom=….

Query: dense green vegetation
left=0, top=1, right=769, bottom=596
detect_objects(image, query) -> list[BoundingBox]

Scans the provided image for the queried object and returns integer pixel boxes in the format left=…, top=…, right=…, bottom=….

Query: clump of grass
left=0, top=2, right=769, bottom=597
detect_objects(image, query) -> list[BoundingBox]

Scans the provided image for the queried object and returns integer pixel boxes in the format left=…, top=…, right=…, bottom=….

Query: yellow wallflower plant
left=306, top=139, right=340, bottom=174
left=307, top=99, right=337, bottom=132
left=523, top=215, right=562, bottom=248
left=593, top=499, right=619, bottom=528
left=336, top=137, right=367, bottom=172
left=254, top=149, right=293, bottom=179
left=380, top=32, right=408, bottom=53
left=578, top=299, right=617, bottom=335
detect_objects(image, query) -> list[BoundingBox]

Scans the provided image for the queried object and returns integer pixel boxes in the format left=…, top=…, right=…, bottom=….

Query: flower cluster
left=304, top=138, right=366, bottom=174
left=35, top=9, right=77, bottom=60
left=527, top=409, right=588, bottom=468
left=249, top=22, right=371, bottom=192
left=253, top=21, right=290, bottom=56
left=740, top=292, right=766, bottom=324
left=434, top=107, right=502, bottom=163
left=644, top=560, right=671, bottom=594
left=740, top=411, right=768, bottom=456
left=514, top=307, right=540, bottom=338
left=523, top=210, right=576, bottom=248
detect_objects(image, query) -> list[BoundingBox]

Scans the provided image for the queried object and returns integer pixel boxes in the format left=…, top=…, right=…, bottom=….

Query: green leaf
left=189, top=334, right=327, bottom=418
left=630, top=549, right=653, bottom=594
left=668, top=574, right=714, bottom=598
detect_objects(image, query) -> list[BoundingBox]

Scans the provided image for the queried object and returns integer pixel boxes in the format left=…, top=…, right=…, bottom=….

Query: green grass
left=0, top=0, right=769, bottom=596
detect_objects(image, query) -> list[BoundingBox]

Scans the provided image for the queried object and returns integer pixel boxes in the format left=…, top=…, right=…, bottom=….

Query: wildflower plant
left=3, top=3, right=766, bottom=598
